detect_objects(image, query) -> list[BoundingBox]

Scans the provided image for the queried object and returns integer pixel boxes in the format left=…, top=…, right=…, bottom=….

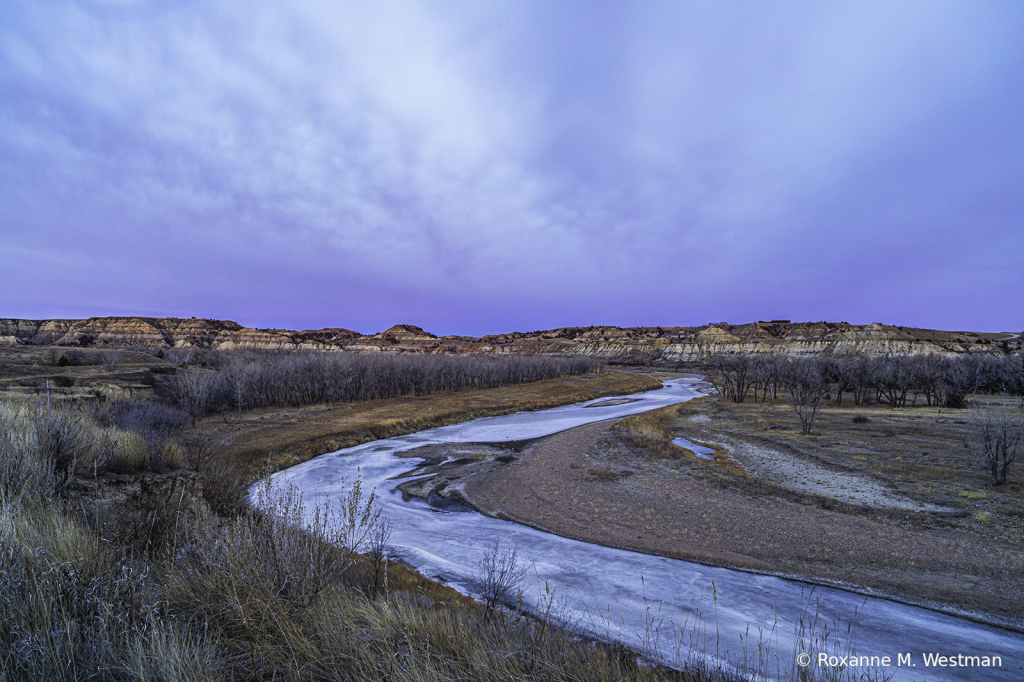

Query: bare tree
left=873, top=355, right=914, bottom=407
left=473, top=539, right=530, bottom=618
left=222, top=360, right=253, bottom=418
left=751, top=355, right=781, bottom=403
left=715, top=355, right=755, bottom=403
left=171, top=368, right=216, bottom=427
left=969, top=400, right=1024, bottom=485
left=168, top=350, right=598, bottom=420
left=783, top=358, right=828, bottom=435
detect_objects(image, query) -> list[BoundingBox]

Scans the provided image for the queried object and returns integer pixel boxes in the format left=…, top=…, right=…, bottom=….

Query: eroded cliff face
left=64, top=470, right=212, bottom=544
left=0, top=317, right=343, bottom=351
left=1, top=317, right=1017, bottom=361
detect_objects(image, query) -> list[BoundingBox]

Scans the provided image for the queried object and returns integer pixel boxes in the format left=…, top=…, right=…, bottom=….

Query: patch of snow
left=731, top=443, right=949, bottom=512
left=672, top=436, right=716, bottom=460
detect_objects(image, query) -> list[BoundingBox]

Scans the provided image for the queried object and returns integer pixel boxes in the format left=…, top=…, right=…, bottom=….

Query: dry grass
left=695, top=396, right=1024, bottom=541
left=1, top=362, right=907, bottom=681
left=1, top=412, right=746, bottom=682
left=0, top=346, right=165, bottom=403
left=194, top=370, right=661, bottom=477
left=612, top=398, right=741, bottom=474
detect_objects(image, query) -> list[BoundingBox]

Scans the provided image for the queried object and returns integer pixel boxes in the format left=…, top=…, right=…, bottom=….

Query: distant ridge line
left=0, top=316, right=1019, bottom=362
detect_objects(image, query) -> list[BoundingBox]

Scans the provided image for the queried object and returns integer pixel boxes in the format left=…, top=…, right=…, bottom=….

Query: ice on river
left=262, top=377, right=1022, bottom=681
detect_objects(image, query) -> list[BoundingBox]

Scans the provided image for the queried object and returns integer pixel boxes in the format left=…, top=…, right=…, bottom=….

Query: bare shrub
left=102, top=350, right=122, bottom=372
left=969, top=400, right=1024, bottom=485
left=0, top=403, right=57, bottom=499
left=90, top=399, right=190, bottom=460
left=473, top=539, right=530, bottom=618
left=365, top=515, right=393, bottom=600
left=32, top=407, right=94, bottom=486
left=64, top=349, right=102, bottom=366
left=245, top=477, right=385, bottom=602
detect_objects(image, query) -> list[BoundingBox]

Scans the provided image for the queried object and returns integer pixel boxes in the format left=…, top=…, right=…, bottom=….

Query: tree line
left=712, top=352, right=1023, bottom=408
left=166, top=350, right=600, bottom=423
left=710, top=352, right=1024, bottom=437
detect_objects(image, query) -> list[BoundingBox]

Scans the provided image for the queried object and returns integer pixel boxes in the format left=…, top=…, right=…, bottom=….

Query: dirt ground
left=392, top=388, right=1024, bottom=631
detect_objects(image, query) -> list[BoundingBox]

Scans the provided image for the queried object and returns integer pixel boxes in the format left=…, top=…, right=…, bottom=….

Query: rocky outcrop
left=1, top=316, right=1018, bottom=361
left=64, top=470, right=212, bottom=544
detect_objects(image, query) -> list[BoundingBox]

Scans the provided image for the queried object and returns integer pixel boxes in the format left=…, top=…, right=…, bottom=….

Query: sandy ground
left=393, top=420, right=1024, bottom=628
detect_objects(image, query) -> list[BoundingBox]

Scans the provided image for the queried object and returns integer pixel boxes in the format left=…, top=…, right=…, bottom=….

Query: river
left=263, top=376, right=1022, bottom=681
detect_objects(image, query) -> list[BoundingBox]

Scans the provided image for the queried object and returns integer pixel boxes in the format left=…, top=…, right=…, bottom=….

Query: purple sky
left=1, top=1, right=1022, bottom=336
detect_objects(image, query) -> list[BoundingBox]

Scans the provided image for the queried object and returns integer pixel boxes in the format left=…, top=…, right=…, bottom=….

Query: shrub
left=108, top=431, right=150, bottom=473
left=32, top=408, right=94, bottom=483
left=472, top=539, right=530, bottom=618
left=64, top=350, right=102, bottom=366
left=90, top=399, right=190, bottom=453
left=969, top=400, right=1024, bottom=485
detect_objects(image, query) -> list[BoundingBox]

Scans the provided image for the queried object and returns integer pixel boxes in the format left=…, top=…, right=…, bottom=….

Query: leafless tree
left=873, top=355, right=914, bottom=407
left=782, top=358, right=828, bottom=434
left=473, top=539, right=530, bottom=618
left=750, top=355, right=781, bottom=403
left=170, top=368, right=216, bottom=426
left=715, top=355, right=755, bottom=403
left=222, top=359, right=254, bottom=418
left=165, top=350, right=598, bottom=420
left=969, top=400, right=1024, bottom=485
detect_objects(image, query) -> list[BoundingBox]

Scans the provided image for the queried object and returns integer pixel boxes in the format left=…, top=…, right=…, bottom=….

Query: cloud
left=1, top=0, right=1022, bottom=334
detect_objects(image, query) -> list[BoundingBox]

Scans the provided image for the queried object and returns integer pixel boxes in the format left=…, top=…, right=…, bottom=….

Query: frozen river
left=264, top=377, right=1022, bottom=681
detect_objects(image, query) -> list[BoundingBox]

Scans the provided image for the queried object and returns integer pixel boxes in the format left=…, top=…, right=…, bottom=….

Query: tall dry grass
left=2, top=394, right=882, bottom=682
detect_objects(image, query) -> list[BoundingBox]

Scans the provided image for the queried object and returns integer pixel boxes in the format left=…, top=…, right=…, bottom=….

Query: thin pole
left=47, top=379, right=51, bottom=417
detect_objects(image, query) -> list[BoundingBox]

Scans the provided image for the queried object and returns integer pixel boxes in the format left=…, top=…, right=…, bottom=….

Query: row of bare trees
left=712, top=352, right=1024, bottom=410
left=168, top=351, right=599, bottom=423
left=711, top=353, right=1024, bottom=482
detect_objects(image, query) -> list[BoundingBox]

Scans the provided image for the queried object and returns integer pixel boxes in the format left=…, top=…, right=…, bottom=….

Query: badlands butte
left=1, top=316, right=1020, bottom=360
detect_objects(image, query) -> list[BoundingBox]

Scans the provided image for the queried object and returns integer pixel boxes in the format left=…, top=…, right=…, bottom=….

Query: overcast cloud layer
left=1, top=1, right=1022, bottom=335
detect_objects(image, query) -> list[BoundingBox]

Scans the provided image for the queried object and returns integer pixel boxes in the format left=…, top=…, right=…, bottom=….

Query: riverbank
left=272, top=376, right=1024, bottom=682
left=191, top=369, right=661, bottom=477
left=398, top=392, right=1024, bottom=631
